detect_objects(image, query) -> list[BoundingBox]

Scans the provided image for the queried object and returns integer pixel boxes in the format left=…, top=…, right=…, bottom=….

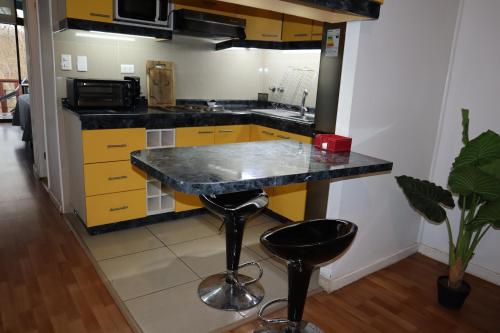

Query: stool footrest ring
left=236, top=261, right=263, bottom=286
left=258, top=298, right=289, bottom=325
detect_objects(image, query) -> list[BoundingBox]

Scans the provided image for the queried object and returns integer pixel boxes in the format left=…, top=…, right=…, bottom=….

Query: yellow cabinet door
left=251, top=125, right=278, bottom=141
left=66, top=0, right=113, bottom=23
left=174, top=192, right=203, bottom=212
left=176, top=126, right=215, bottom=147
left=311, top=21, right=324, bottom=41
left=242, top=9, right=282, bottom=41
left=82, top=128, right=146, bottom=164
left=282, top=15, right=313, bottom=41
left=84, top=161, right=146, bottom=197
left=86, top=189, right=147, bottom=227
left=268, top=183, right=307, bottom=222
left=274, top=129, right=313, bottom=144
left=214, top=125, right=250, bottom=144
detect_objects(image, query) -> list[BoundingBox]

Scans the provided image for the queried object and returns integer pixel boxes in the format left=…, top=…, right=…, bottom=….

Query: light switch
left=120, top=64, right=135, bottom=74
left=77, top=56, right=87, bottom=72
left=61, top=54, right=72, bottom=71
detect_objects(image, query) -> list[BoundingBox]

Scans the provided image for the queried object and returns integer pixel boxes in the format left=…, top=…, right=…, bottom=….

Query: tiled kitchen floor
left=67, top=213, right=320, bottom=333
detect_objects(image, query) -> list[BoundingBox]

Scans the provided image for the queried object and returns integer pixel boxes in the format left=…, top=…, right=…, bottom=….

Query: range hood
left=173, top=9, right=246, bottom=40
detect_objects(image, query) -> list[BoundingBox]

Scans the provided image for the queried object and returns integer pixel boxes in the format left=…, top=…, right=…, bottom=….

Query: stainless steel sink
left=251, top=109, right=315, bottom=123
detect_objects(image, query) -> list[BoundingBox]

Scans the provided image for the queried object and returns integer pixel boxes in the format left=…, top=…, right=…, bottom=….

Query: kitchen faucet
left=300, top=89, right=309, bottom=117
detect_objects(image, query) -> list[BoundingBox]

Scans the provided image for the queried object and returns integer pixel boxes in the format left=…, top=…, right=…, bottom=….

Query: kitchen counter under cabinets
left=63, top=107, right=316, bottom=233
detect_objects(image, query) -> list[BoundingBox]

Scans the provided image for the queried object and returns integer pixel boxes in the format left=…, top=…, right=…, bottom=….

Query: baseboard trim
left=319, top=244, right=419, bottom=293
left=418, top=244, right=500, bottom=286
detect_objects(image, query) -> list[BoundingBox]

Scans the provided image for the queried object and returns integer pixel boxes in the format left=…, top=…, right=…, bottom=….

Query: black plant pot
left=437, top=276, right=471, bottom=310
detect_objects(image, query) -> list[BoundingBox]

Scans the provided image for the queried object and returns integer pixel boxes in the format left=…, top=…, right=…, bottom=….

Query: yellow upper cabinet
left=82, top=128, right=146, bottom=164
left=66, top=0, right=113, bottom=23
left=214, top=125, right=250, bottom=144
left=311, top=21, right=324, bottom=41
left=238, top=8, right=283, bottom=42
left=282, top=15, right=313, bottom=42
left=176, top=126, right=216, bottom=147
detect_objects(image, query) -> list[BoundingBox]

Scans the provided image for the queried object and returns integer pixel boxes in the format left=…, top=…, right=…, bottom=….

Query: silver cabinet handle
left=107, top=144, right=127, bottom=148
left=262, top=33, right=279, bottom=37
left=293, top=33, right=308, bottom=37
left=109, top=205, right=128, bottom=212
left=262, top=131, right=274, bottom=136
left=218, top=130, right=234, bottom=133
left=277, top=135, right=290, bottom=139
left=90, top=12, right=111, bottom=18
left=108, top=176, right=128, bottom=181
left=198, top=131, right=214, bottom=134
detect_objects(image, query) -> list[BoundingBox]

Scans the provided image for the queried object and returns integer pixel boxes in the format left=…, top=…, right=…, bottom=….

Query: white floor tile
left=125, top=280, right=244, bottom=333
left=69, top=218, right=164, bottom=260
left=168, top=234, right=261, bottom=278
left=99, top=247, right=199, bottom=301
left=147, top=215, right=218, bottom=245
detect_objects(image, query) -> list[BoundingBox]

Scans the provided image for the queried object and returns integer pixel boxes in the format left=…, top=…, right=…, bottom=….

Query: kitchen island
left=131, top=140, right=393, bottom=195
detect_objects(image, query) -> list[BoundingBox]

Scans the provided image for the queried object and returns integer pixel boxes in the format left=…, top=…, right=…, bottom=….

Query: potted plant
left=395, top=109, right=500, bottom=309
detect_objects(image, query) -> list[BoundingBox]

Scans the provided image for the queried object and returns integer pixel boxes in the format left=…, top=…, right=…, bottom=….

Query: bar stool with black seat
left=255, top=219, right=358, bottom=333
left=198, top=189, right=269, bottom=311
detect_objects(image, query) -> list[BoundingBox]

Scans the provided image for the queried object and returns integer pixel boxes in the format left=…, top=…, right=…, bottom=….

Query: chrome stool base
left=254, top=321, right=323, bottom=333
left=198, top=273, right=265, bottom=311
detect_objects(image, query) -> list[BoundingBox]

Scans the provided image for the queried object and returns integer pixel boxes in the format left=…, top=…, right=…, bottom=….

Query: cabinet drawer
left=214, top=125, right=250, bottom=144
left=251, top=125, right=278, bottom=141
left=86, top=189, right=146, bottom=227
left=66, top=0, right=113, bottom=23
left=82, top=128, right=146, bottom=164
left=176, top=126, right=215, bottom=147
left=84, top=161, right=146, bottom=196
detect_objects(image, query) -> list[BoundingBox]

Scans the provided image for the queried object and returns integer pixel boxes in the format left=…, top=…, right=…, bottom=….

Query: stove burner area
left=174, top=104, right=226, bottom=112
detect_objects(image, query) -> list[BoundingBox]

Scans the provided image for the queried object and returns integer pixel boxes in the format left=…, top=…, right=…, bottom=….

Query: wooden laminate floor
left=0, top=124, right=133, bottom=333
left=230, top=254, right=500, bottom=333
left=1, top=124, right=499, bottom=333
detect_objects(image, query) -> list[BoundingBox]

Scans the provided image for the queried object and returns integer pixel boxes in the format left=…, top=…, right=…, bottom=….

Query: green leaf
left=452, top=130, right=500, bottom=170
left=470, top=199, right=500, bottom=230
left=461, top=109, right=469, bottom=145
left=448, top=167, right=500, bottom=200
left=479, top=159, right=500, bottom=180
left=396, top=176, right=454, bottom=223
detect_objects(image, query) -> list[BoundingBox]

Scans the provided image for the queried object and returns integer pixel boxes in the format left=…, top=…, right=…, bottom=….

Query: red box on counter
left=314, top=134, right=352, bottom=152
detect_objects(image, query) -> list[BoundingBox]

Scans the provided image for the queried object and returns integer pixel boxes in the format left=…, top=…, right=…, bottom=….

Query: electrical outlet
left=77, top=56, right=87, bottom=72
left=120, top=64, right=135, bottom=74
left=61, top=54, right=72, bottom=71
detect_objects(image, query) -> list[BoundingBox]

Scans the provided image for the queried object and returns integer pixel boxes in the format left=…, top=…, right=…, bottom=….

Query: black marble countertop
left=66, top=107, right=316, bottom=137
left=131, top=140, right=393, bottom=195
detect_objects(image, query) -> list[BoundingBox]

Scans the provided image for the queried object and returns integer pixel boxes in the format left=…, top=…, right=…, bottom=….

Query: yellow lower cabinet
left=268, top=183, right=307, bottom=222
left=175, top=192, right=202, bottom=212
left=176, top=126, right=215, bottom=147
left=275, top=129, right=313, bottom=144
left=214, top=125, right=250, bottom=144
left=86, top=189, right=147, bottom=227
left=82, top=128, right=146, bottom=164
left=84, top=161, right=146, bottom=196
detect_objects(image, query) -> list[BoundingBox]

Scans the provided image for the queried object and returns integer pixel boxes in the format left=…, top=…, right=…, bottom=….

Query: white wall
left=320, top=0, right=460, bottom=291
left=419, top=0, right=500, bottom=285
left=53, top=31, right=320, bottom=106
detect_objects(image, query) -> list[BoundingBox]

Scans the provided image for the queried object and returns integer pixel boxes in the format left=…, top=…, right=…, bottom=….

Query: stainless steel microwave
left=114, top=0, right=172, bottom=28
